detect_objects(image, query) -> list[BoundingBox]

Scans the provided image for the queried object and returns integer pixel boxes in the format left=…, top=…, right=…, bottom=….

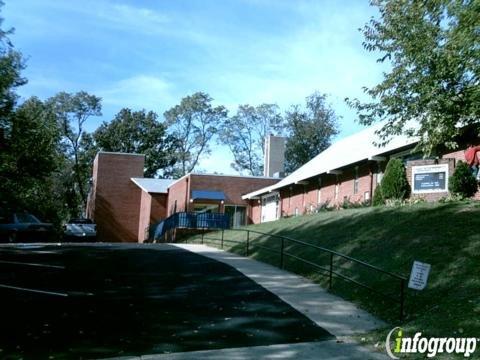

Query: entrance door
left=261, top=193, right=279, bottom=223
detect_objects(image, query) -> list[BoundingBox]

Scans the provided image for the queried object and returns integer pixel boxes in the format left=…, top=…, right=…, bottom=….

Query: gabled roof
left=243, top=122, right=419, bottom=199
left=131, top=178, right=175, bottom=194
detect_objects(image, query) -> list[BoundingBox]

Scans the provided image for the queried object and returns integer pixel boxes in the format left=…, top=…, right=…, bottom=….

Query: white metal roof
left=242, top=122, right=419, bottom=199
left=131, top=178, right=175, bottom=194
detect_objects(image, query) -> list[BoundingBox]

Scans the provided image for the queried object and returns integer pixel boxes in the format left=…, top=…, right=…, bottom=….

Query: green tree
left=219, top=104, right=285, bottom=176
left=449, top=161, right=477, bottom=198
left=348, top=0, right=480, bottom=154
left=0, top=98, right=68, bottom=228
left=381, top=158, right=410, bottom=200
left=164, top=92, right=227, bottom=176
left=93, top=108, right=179, bottom=177
left=285, top=92, right=339, bottom=173
left=0, top=1, right=26, bottom=127
left=48, top=91, right=102, bottom=212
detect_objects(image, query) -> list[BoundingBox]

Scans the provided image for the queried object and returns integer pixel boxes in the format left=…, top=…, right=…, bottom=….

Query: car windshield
left=15, top=213, right=40, bottom=223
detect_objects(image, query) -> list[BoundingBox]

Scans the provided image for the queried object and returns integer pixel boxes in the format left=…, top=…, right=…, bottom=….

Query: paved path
left=112, top=340, right=386, bottom=359
left=173, top=244, right=386, bottom=336
left=118, top=243, right=388, bottom=360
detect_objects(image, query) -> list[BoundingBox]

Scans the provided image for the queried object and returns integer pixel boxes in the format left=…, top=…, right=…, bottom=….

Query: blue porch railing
left=148, top=212, right=230, bottom=242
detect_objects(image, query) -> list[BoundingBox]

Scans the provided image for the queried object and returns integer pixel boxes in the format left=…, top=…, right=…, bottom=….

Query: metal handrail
left=148, top=212, right=230, bottom=242
left=195, top=227, right=407, bottom=320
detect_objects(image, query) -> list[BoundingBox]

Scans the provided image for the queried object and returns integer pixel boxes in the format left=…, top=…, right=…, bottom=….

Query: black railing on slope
left=191, top=228, right=407, bottom=321
left=148, top=212, right=230, bottom=242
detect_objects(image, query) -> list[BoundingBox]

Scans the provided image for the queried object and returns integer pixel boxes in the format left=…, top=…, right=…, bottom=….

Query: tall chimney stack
left=264, top=135, right=285, bottom=177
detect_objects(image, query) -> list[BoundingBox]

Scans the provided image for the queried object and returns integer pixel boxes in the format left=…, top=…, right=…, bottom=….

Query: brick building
left=87, top=124, right=479, bottom=242
left=86, top=152, right=280, bottom=242
left=243, top=123, right=480, bottom=221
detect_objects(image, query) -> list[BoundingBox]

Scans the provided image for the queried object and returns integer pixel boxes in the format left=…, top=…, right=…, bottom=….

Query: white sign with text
left=408, top=261, right=431, bottom=290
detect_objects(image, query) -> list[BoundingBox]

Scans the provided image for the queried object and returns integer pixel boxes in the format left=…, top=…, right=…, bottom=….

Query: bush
left=341, top=197, right=370, bottom=209
left=381, top=158, right=410, bottom=200
left=449, top=161, right=478, bottom=198
left=372, top=184, right=385, bottom=206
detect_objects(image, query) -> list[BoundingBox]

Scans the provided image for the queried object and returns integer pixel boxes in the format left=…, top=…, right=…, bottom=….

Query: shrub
left=381, top=158, right=410, bottom=200
left=312, top=200, right=333, bottom=213
left=449, top=161, right=478, bottom=198
left=372, top=184, right=385, bottom=206
left=341, top=197, right=370, bottom=209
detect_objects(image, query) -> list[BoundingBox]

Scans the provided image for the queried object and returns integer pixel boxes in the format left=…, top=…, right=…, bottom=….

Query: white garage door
left=261, top=193, right=279, bottom=223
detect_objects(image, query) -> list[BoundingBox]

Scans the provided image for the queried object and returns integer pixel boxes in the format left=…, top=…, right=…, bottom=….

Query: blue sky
left=3, top=0, right=385, bottom=174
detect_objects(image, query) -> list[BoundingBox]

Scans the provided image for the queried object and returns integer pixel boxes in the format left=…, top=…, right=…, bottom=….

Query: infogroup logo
left=385, top=327, right=478, bottom=358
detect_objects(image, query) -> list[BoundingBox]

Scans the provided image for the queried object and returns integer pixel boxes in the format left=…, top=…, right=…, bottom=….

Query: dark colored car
left=0, top=212, right=54, bottom=243
left=63, top=218, right=97, bottom=242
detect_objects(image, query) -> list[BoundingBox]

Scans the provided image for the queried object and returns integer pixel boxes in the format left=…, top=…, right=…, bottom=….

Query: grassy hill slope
left=187, top=201, right=480, bottom=342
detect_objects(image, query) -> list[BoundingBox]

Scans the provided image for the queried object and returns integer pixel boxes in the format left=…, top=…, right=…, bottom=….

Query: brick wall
left=249, top=200, right=262, bottom=224
left=151, top=193, right=168, bottom=221
left=190, top=175, right=279, bottom=206
left=275, top=162, right=384, bottom=217
left=137, top=191, right=168, bottom=242
left=167, top=176, right=188, bottom=215
left=138, top=190, right=152, bottom=242
left=89, top=152, right=145, bottom=243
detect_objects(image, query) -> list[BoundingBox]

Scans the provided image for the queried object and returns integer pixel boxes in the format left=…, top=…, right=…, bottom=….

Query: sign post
left=408, top=261, right=431, bottom=290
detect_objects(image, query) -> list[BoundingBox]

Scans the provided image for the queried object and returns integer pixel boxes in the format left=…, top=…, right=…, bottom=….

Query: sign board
left=412, top=164, right=449, bottom=194
left=408, top=261, right=431, bottom=290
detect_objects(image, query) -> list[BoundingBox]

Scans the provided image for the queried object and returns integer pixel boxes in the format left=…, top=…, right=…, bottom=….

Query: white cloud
left=97, top=75, right=176, bottom=113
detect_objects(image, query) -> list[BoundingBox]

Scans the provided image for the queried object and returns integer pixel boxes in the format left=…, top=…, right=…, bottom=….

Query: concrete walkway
left=120, top=243, right=387, bottom=360
left=173, top=244, right=386, bottom=336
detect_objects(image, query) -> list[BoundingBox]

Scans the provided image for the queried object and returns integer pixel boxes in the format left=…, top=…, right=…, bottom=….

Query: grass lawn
left=186, top=201, right=480, bottom=351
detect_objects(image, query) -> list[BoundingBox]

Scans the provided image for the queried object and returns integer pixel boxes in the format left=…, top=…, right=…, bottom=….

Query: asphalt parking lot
left=0, top=244, right=333, bottom=359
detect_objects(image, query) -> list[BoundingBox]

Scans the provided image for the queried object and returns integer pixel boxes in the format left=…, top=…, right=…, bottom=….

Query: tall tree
left=347, top=0, right=480, bottom=154
left=0, top=1, right=26, bottom=128
left=93, top=108, right=179, bottom=177
left=284, top=92, right=339, bottom=173
left=164, top=92, right=227, bottom=176
left=219, top=104, right=285, bottom=176
left=0, top=97, right=68, bottom=227
left=48, top=91, right=102, bottom=211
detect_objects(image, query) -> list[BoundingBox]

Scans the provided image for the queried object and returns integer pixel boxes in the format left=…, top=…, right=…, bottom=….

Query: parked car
left=63, top=218, right=97, bottom=242
left=0, top=212, right=54, bottom=243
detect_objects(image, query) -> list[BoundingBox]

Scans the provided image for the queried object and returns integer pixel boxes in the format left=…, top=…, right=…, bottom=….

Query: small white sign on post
left=408, top=261, right=431, bottom=290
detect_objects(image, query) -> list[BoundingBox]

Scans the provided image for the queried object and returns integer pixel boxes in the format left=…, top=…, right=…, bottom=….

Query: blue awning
left=191, top=190, right=225, bottom=201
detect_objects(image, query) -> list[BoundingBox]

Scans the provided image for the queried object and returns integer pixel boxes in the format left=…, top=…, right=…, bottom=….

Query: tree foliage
left=348, top=0, right=480, bottom=154
left=449, top=160, right=477, bottom=198
left=0, top=2, right=26, bottom=127
left=164, top=92, right=227, bottom=176
left=47, top=91, right=102, bottom=211
left=372, top=183, right=385, bottom=206
left=381, top=158, right=410, bottom=200
left=285, top=92, right=338, bottom=173
left=93, top=108, right=179, bottom=178
left=219, top=104, right=285, bottom=176
left=0, top=98, right=68, bottom=228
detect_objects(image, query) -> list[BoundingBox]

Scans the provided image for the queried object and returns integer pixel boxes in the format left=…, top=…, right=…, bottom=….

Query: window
left=225, top=205, right=246, bottom=228
left=193, top=203, right=219, bottom=213
left=354, top=167, right=359, bottom=194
